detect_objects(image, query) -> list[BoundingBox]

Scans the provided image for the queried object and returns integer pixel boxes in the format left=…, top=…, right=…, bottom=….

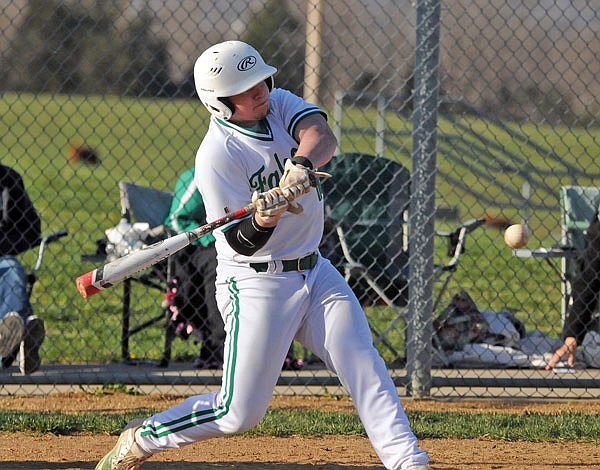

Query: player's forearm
left=295, top=119, right=337, bottom=168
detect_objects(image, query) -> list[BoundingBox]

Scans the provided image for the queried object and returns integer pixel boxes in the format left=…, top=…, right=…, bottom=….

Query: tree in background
left=0, top=0, right=169, bottom=97
left=242, top=0, right=304, bottom=96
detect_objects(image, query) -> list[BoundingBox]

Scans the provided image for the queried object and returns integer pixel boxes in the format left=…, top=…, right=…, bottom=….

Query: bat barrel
left=76, top=233, right=191, bottom=298
left=75, top=203, right=256, bottom=299
left=76, top=271, right=103, bottom=298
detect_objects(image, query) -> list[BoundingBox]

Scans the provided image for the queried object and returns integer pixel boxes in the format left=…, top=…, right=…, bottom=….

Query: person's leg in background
left=171, top=244, right=225, bottom=369
left=0, top=255, right=45, bottom=373
left=188, top=244, right=225, bottom=368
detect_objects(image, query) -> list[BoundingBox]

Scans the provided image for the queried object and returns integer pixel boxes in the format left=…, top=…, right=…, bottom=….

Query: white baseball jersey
left=195, top=88, right=325, bottom=264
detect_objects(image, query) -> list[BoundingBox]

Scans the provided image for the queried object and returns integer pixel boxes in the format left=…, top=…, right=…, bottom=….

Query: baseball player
left=95, top=40, right=432, bottom=470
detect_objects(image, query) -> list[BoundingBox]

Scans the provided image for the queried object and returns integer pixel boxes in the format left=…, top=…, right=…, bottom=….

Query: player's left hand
left=252, top=188, right=290, bottom=225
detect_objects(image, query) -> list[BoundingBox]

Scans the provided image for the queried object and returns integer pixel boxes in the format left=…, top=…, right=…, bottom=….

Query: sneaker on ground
left=0, top=312, right=25, bottom=358
left=404, top=466, right=434, bottom=470
left=95, top=418, right=151, bottom=470
left=19, top=315, right=45, bottom=375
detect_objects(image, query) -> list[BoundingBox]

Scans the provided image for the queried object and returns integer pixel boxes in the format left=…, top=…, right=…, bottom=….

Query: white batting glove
left=252, top=188, right=289, bottom=223
left=279, top=158, right=313, bottom=201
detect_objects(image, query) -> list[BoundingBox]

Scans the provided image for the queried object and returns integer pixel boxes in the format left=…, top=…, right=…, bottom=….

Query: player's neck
left=231, top=118, right=266, bottom=132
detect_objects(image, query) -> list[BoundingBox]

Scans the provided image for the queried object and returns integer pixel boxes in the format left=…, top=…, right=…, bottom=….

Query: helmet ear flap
left=201, top=99, right=233, bottom=120
left=218, top=98, right=235, bottom=120
left=265, top=76, right=274, bottom=91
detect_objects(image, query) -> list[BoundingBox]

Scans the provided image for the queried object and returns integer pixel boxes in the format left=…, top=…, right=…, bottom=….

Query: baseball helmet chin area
left=194, top=40, right=277, bottom=120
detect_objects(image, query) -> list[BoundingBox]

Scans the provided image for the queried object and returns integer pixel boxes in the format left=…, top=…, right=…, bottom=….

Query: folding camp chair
left=559, top=185, right=600, bottom=325
left=320, top=153, right=411, bottom=309
left=116, top=181, right=175, bottom=365
left=320, top=153, right=486, bottom=358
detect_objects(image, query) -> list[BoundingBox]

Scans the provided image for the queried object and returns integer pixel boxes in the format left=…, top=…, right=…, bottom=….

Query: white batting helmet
left=194, top=41, right=277, bottom=120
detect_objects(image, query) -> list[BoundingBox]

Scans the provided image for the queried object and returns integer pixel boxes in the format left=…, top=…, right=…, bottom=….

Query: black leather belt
left=250, top=253, right=318, bottom=273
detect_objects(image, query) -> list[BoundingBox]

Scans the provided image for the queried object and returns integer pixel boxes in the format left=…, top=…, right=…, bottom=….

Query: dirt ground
left=1, top=392, right=599, bottom=470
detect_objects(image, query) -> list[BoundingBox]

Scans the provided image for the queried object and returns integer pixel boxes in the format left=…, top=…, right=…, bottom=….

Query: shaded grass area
left=1, top=409, right=599, bottom=442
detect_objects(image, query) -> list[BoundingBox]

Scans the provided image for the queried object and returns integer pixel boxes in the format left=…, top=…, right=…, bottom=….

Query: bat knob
left=76, top=272, right=102, bottom=298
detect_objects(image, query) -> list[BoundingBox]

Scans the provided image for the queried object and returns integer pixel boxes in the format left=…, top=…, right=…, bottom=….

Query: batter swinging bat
left=76, top=169, right=331, bottom=298
left=76, top=203, right=255, bottom=298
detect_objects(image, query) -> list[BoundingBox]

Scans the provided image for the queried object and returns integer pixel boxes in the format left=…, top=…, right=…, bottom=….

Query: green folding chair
left=320, top=153, right=410, bottom=312
left=559, top=185, right=600, bottom=325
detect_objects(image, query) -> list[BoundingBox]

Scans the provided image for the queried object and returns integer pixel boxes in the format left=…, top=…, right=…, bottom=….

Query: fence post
left=303, top=0, right=323, bottom=105
left=407, top=0, right=442, bottom=397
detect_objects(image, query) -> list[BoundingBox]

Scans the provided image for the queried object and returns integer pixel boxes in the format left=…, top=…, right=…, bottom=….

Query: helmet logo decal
left=237, top=56, right=257, bottom=71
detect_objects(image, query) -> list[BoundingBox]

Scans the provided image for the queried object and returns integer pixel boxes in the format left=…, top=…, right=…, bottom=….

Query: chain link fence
left=1, top=0, right=600, bottom=398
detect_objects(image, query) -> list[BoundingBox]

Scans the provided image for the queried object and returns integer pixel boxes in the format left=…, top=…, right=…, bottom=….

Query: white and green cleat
left=95, top=419, right=150, bottom=470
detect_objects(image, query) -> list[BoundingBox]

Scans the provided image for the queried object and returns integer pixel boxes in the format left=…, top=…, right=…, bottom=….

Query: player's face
left=229, top=81, right=271, bottom=125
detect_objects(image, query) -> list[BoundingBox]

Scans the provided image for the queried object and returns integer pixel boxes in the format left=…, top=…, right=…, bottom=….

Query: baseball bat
left=76, top=203, right=255, bottom=298
left=76, top=170, right=331, bottom=298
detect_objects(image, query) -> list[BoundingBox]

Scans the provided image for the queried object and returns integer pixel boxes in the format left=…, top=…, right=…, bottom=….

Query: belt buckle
left=297, top=257, right=303, bottom=271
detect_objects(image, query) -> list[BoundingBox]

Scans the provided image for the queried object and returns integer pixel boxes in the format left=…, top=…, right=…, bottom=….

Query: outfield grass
left=1, top=93, right=598, bottom=364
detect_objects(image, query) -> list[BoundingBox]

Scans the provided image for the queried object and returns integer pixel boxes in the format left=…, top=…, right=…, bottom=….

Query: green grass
left=1, top=93, right=598, bottom=364
left=0, top=408, right=598, bottom=442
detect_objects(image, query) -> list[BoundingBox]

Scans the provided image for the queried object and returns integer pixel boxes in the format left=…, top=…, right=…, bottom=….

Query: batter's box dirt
left=1, top=393, right=599, bottom=469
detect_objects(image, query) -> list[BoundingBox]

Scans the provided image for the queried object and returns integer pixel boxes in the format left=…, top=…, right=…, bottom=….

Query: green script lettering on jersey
left=248, top=152, right=289, bottom=192
left=248, top=166, right=268, bottom=192
left=248, top=165, right=285, bottom=192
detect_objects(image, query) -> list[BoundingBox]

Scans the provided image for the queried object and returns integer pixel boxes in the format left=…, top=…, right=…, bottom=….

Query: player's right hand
left=279, top=159, right=313, bottom=201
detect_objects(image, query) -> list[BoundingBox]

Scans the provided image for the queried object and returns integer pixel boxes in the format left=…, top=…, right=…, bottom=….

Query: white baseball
left=504, top=224, right=529, bottom=248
